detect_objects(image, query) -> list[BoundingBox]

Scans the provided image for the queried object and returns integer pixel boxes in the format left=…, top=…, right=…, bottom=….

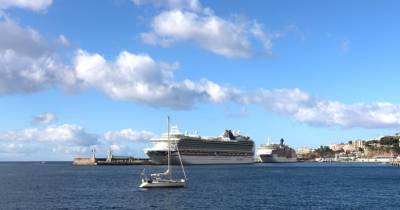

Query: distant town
left=296, top=133, right=400, bottom=162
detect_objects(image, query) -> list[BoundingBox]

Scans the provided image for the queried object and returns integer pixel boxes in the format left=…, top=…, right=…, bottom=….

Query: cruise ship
left=257, top=138, right=297, bottom=163
left=145, top=127, right=255, bottom=165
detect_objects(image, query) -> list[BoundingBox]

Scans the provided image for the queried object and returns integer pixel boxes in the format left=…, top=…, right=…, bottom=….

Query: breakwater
left=73, top=156, right=153, bottom=166
left=73, top=149, right=153, bottom=166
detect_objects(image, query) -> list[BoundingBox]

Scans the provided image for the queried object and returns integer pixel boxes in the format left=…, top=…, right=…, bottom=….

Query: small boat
left=139, top=116, right=187, bottom=188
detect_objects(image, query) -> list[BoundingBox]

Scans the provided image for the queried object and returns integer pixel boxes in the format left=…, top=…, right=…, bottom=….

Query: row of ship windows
left=179, top=146, right=253, bottom=151
left=178, top=143, right=253, bottom=147
left=179, top=140, right=254, bottom=145
left=179, top=151, right=254, bottom=156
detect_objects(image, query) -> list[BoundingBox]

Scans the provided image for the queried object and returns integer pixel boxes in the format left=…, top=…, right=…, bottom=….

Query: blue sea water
left=1, top=162, right=400, bottom=209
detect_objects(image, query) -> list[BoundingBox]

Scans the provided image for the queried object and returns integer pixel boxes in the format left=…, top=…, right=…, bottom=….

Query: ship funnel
left=223, top=130, right=235, bottom=140
left=280, top=138, right=284, bottom=145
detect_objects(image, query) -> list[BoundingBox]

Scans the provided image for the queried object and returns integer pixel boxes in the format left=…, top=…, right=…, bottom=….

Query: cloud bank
left=0, top=124, right=155, bottom=158
left=247, top=89, right=400, bottom=128
left=1, top=3, right=400, bottom=129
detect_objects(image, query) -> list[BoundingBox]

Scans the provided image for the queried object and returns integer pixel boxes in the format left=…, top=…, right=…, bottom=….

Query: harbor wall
left=73, top=157, right=153, bottom=166
left=73, top=158, right=96, bottom=166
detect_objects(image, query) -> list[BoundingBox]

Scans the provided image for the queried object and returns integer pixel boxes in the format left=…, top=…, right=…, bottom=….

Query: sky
left=1, top=0, right=400, bottom=160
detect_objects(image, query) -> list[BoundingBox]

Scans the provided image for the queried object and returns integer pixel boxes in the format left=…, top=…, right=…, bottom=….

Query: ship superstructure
left=257, top=138, right=297, bottom=163
left=145, top=126, right=255, bottom=165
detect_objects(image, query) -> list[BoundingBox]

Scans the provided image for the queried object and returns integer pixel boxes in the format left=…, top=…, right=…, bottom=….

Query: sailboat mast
left=167, top=116, right=171, bottom=179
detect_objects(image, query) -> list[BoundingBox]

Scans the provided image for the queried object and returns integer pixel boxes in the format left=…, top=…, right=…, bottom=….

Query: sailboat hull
left=139, top=180, right=186, bottom=188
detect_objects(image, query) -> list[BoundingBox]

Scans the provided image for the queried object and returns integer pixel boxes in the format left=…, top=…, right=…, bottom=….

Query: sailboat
left=139, top=116, right=187, bottom=188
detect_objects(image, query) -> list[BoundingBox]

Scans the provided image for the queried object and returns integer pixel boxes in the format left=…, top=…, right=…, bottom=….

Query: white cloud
left=0, top=0, right=52, bottom=11
left=1, top=13, right=400, bottom=129
left=0, top=123, right=99, bottom=159
left=3, top=39, right=400, bottom=128
left=0, top=48, right=75, bottom=94
left=0, top=18, right=77, bottom=95
left=0, top=15, right=237, bottom=108
left=56, top=34, right=70, bottom=47
left=0, top=124, right=154, bottom=159
left=0, top=17, right=48, bottom=57
left=0, top=143, right=26, bottom=153
left=132, top=0, right=201, bottom=11
left=72, top=51, right=400, bottom=128
left=51, top=145, right=90, bottom=154
left=0, top=124, right=98, bottom=146
left=140, top=7, right=276, bottom=58
left=248, top=88, right=400, bottom=128
left=73, top=49, right=237, bottom=109
left=135, top=1, right=301, bottom=58
left=249, top=88, right=311, bottom=114
left=101, top=128, right=155, bottom=156
left=104, top=129, right=155, bottom=142
left=298, top=101, right=400, bottom=128
left=32, top=112, right=56, bottom=124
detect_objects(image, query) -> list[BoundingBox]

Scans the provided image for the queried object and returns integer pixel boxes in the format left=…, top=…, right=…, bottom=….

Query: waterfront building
left=352, top=140, right=365, bottom=149
left=296, top=147, right=314, bottom=155
left=343, top=144, right=356, bottom=152
left=329, top=144, right=345, bottom=152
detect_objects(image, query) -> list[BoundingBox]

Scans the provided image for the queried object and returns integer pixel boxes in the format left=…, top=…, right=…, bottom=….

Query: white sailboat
left=139, top=116, right=187, bottom=188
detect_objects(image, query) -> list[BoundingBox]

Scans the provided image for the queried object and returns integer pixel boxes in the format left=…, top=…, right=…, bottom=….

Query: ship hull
left=146, top=151, right=254, bottom=165
left=258, top=154, right=297, bottom=163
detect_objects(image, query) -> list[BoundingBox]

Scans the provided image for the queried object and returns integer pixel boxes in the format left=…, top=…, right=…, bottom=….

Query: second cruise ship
left=256, top=138, right=297, bottom=163
left=145, top=126, right=255, bottom=165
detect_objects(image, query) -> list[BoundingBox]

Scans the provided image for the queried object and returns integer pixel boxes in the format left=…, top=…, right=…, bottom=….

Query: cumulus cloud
left=246, top=88, right=400, bottom=129
left=32, top=112, right=56, bottom=124
left=73, top=49, right=238, bottom=108
left=141, top=9, right=275, bottom=58
left=101, top=128, right=155, bottom=156
left=0, top=0, right=52, bottom=11
left=295, top=101, right=400, bottom=129
left=1, top=11, right=400, bottom=129
left=0, top=17, right=48, bottom=57
left=0, top=124, right=154, bottom=159
left=137, top=0, right=281, bottom=59
left=104, top=129, right=155, bottom=142
left=0, top=48, right=75, bottom=94
left=0, top=15, right=237, bottom=108
left=3, top=37, right=400, bottom=128
left=0, top=124, right=98, bottom=145
left=73, top=52, right=400, bottom=128
left=0, top=18, right=77, bottom=95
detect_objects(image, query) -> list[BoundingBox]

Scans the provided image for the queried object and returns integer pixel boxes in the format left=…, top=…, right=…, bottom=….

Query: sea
left=1, top=162, right=400, bottom=210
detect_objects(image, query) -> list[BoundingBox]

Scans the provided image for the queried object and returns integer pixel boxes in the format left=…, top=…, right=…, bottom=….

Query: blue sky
left=1, top=0, right=400, bottom=160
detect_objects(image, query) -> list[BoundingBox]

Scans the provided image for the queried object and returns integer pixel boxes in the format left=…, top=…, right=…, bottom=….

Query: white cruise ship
left=145, top=126, right=255, bottom=165
left=257, top=138, right=297, bottom=163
